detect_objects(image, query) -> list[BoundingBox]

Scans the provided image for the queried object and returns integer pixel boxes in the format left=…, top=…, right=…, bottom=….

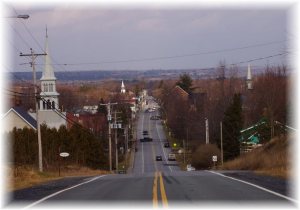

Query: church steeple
left=121, top=80, right=126, bottom=94
left=40, top=27, right=60, bottom=110
left=41, top=26, right=56, bottom=81
left=246, top=63, right=253, bottom=90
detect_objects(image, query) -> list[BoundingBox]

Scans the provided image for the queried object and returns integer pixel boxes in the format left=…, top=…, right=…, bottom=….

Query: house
left=2, top=106, right=37, bottom=132
left=66, top=111, right=107, bottom=134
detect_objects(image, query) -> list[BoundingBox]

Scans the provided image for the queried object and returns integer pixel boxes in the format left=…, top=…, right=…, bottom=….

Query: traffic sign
left=60, top=152, right=70, bottom=157
left=212, top=155, right=217, bottom=162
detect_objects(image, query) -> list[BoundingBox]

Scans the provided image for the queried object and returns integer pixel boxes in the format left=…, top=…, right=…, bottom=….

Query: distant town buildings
left=66, top=111, right=107, bottom=134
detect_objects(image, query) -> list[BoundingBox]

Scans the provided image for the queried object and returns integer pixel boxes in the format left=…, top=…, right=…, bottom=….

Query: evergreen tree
left=222, top=93, right=243, bottom=161
left=176, top=74, right=193, bottom=94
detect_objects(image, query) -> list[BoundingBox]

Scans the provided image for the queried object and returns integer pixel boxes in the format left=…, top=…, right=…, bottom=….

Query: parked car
left=186, top=164, right=195, bottom=171
left=156, top=155, right=162, bottom=161
left=168, top=153, right=176, bottom=161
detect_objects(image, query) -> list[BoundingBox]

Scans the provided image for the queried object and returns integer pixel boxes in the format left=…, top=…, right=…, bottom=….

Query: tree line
left=6, top=124, right=108, bottom=170
left=154, top=65, right=289, bottom=168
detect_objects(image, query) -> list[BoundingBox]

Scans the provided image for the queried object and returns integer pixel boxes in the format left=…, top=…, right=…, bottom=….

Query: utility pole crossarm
left=20, top=53, right=47, bottom=56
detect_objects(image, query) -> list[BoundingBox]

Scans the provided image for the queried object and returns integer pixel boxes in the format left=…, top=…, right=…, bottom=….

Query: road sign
left=110, top=123, right=122, bottom=129
left=212, top=155, right=217, bottom=162
left=60, top=152, right=70, bottom=157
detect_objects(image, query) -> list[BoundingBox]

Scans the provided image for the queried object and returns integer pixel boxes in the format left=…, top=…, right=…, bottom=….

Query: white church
left=30, top=30, right=67, bottom=129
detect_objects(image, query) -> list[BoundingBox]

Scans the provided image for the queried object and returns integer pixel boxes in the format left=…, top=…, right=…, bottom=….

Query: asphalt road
left=8, top=97, right=296, bottom=208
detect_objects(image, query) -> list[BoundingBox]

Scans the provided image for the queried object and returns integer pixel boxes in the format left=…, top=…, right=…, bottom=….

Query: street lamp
left=5, top=14, right=30, bottom=19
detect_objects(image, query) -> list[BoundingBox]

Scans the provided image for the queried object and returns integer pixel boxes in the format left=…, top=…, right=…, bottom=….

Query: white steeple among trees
left=121, top=80, right=126, bottom=93
left=39, top=28, right=60, bottom=110
left=246, top=63, right=253, bottom=90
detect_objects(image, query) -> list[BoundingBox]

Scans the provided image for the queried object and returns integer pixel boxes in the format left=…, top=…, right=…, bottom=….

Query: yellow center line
left=159, top=172, right=169, bottom=208
left=153, top=171, right=158, bottom=208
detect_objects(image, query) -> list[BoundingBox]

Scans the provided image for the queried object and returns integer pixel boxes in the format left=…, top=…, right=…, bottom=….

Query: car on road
left=164, top=142, right=170, bottom=148
left=150, top=116, right=161, bottom=120
left=186, top=164, right=195, bottom=171
left=140, top=137, right=153, bottom=142
left=156, top=155, right=162, bottom=161
left=168, top=153, right=176, bottom=161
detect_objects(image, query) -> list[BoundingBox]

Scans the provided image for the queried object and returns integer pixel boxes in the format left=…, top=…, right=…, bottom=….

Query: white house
left=2, top=107, right=37, bottom=132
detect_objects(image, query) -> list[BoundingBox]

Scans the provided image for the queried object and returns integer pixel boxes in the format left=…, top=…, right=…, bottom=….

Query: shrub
left=191, top=144, right=221, bottom=169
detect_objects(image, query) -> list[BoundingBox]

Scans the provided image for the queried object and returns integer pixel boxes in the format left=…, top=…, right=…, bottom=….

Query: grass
left=220, top=135, right=290, bottom=179
left=7, top=165, right=110, bottom=191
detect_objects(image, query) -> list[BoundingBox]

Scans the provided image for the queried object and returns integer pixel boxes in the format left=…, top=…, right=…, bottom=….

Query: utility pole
left=114, top=111, right=118, bottom=173
left=183, top=139, right=186, bottom=164
left=205, top=118, right=209, bottom=144
left=100, top=102, right=117, bottom=172
left=113, top=110, right=123, bottom=173
left=220, top=121, right=223, bottom=166
left=20, top=48, right=47, bottom=172
left=124, top=125, right=128, bottom=170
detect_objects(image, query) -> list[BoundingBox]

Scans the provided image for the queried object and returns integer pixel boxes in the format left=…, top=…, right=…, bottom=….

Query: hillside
left=220, top=135, right=291, bottom=179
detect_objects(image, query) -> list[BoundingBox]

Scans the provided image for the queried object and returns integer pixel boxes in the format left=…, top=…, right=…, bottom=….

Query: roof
left=173, top=85, right=189, bottom=98
left=4, top=107, right=37, bottom=130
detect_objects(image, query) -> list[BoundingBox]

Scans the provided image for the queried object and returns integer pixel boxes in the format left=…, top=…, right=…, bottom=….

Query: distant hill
left=6, top=67, right=266, bottom=82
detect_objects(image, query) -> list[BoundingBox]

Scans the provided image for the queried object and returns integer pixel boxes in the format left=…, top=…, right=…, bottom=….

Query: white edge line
left=22, top=175, right=106, bottom=209
left=206, top=170, right=297, bottom=203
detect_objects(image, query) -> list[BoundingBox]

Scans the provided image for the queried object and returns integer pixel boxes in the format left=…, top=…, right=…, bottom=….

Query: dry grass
left=7, top=165, right=110, bottom=191
left=220, top=135, right=290, bottom=179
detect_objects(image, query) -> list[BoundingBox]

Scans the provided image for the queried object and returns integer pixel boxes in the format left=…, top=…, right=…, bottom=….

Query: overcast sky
left=4, top=2, right=292, bottom=72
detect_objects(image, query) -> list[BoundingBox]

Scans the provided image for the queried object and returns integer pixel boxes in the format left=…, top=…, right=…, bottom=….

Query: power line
left=7, top=21, right=32, bottom=50
left=34, top=40, right=287, bottom=66
left=10, top=5, right=68, bottom=73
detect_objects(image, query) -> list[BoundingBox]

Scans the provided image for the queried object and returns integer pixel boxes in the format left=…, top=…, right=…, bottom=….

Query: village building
left=35, top=30, right=67, bottom=129
left=66, top=111, right=107, bottom=134
left=3, top=106, right=37, bottom=132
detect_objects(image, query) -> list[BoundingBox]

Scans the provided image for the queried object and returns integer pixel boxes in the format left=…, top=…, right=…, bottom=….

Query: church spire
left=121, top=80, right=126, bottom=94
left=246, top=63, right=253, bottom=90
left=39, top=27, right=59, bottom=111
left=40, top=26, right=56, bottom=81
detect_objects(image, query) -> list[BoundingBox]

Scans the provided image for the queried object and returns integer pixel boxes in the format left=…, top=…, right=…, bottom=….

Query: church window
left=44, top=83, right=48, bottom=92
left=47, top=99, right=51, bottom=109
left=49, top=83, right=53, bottom=92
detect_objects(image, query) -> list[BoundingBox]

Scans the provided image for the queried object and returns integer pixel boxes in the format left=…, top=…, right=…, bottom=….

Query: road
left=8, top=97, right=296, bottom=208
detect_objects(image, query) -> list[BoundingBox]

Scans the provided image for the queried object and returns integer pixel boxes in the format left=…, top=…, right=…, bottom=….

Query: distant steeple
left=40, top=27, right=59, bottom=110
left=121, top=80, right=126, bottom=94
left=246, top=63, right=253, bottom=90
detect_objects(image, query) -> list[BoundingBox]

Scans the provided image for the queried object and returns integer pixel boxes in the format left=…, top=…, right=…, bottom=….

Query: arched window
left=44, top=83, right=48, bottom=92
left=47, top=99, right=51, bottom=109
left=49, top=83, right=53, bottom=92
